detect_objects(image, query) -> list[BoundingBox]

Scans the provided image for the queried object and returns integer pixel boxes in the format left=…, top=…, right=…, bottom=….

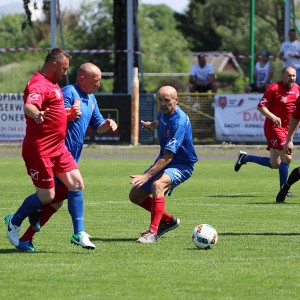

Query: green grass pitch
left=1, top=148, right=300, bottom=299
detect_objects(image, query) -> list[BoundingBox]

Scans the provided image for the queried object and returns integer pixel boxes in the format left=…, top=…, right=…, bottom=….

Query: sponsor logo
left=42, top=178, right=53, bottom=182
left=166, top=138, right=177, bottom=148
left=28, top=93, right=40, bottom=102
left=172, top=169, right=182, bottom=180
left=30, top=169, right=39, bottom=180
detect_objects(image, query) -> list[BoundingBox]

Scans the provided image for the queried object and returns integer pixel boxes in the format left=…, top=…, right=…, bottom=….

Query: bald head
left=281, top=66, right=296, bottom=88
left=77, top=63, right=101, bottom=78
left=158, top=85, right=178, bottom=99
left=77, top=63, right=101, bottom=94
left=157, top=86, right=178, bottom=115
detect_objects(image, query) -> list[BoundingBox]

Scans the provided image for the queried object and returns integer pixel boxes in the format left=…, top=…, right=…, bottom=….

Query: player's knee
left=129, top=188, right=145, bottom=205
left=283, top=155, right=292, bottom=164
left=129, top=189, right=137, bottom=204
left=269, top=162, right=280, bottom=169
left=37, top=190, right=55, bottom=204
left=151, top=180, right=165, bottom=195
left=73, top=178, right=84, bottom=190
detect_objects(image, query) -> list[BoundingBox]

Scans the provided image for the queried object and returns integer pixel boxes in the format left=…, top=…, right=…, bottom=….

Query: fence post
left=131, top=67, right=139, bottom=146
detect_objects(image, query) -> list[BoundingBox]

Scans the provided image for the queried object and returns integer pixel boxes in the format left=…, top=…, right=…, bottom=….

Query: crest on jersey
left=280, top=96, right=287, bottom=103
left=54, top=89, right=62, bottom=100
left=271, top=139, right=278, bottom=148
left=30, top=169, right=39, bottom=180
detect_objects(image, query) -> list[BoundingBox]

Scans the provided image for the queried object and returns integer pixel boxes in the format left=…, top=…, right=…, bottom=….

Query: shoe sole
left=158, top=218, right=181, bottom=237
left=71, top=240, right=95, bottom=250
left=136, top=239, right=157, bottom=243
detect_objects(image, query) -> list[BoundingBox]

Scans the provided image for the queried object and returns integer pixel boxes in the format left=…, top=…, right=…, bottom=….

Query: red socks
left=140, top=196, right=172, bottom=233
left=149, top=196, right=165, bottom=234
left=52, top=185, right=68, bottom=203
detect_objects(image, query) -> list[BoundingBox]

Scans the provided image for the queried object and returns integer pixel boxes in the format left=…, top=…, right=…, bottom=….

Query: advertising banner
left=0, top=93, right=25, bottom=141
left=214, top=94, right=300, bottom=142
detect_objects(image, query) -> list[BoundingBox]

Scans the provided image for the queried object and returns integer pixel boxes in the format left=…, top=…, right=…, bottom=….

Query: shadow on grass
left=0, top=249, right=25, bottom=254
left=92, top=237, right=137, bottom=242
left=0, top=248, right=97, bottom=254
left=248, top=202, right=300, bottom=205
left=220, top=232, right=300, bottom=236
left=206, top=195, right=259, bottom=198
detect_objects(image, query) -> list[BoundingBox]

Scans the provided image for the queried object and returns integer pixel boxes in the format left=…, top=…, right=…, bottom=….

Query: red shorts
left=23, top=149, right=78, bottom=189
left=264, top=125, right=288, bottom=151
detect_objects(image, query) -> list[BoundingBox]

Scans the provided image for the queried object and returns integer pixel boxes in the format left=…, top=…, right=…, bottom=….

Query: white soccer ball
left=192, top=224, right=218, bottom=250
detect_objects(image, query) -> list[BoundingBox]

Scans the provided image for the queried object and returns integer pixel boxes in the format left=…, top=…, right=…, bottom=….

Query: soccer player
left=17, top=62, right=117, bottom=252
left=276, top=96, right=300, bottom=202
left=5, top=49, right=92, bottom=252
left=129, top=85, right=198, bottom=243
left=234, top=66, right=300, bottom=196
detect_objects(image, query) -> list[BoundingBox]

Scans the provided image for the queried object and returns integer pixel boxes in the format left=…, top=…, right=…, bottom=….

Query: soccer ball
left=192, top=224, right=218, bottom=250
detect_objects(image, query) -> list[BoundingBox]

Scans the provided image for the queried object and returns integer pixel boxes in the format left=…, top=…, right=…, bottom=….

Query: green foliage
left=1, top=147, right=300, bottom=299
left=232, top=76, right=248, bottom=93
left=0, top=53, right=45, bottom=93
left=216, top=71, right=246, bottom=93
left=3, top=0, right=300, bottom=92
left=138, top=4, right=190, bottom=92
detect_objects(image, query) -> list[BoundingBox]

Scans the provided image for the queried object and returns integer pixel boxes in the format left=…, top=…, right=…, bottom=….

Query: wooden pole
left=131, top=67, right=139, bottom=146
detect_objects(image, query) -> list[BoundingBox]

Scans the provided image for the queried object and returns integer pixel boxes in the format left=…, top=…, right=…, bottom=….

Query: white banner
left=0, top=93, right=25, bottom=141
left=214, top=94, right=300, bottom=142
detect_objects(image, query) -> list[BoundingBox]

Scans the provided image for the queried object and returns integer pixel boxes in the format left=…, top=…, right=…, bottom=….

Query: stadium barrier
left=5, top=92, right=300, bottom=145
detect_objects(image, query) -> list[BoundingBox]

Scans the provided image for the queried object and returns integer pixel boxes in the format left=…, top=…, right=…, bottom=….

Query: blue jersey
left=156, top=106, right=198, bottom=165
left=62, top=84, right=105, bottom=162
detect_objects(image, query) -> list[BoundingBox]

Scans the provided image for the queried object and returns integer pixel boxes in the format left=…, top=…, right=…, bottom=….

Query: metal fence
left=178, top=93, right=215, bottom=144
left=138, top=92, right=216, bottom=145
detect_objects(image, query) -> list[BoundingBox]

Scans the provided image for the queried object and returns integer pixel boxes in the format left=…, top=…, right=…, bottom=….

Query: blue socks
left=68, top=190, right=84, bottom=234
left=279, top=162, right=289, bottom=187
left=12, top=193, right=43, bottom=226
left=244, top=155, right=271, bottom=167
left=11, top=190, right=85, bottom=234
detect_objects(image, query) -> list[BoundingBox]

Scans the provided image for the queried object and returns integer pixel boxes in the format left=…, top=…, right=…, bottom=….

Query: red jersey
left=22, top=71, right=67, bottom=157
left=257, top=81, right=300, bottom=130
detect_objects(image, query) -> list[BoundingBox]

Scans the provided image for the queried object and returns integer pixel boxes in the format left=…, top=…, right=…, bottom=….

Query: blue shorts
left=141, top=163, right=195, bottom=196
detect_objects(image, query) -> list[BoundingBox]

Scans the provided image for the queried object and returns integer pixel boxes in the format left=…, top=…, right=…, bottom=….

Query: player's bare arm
left=141, top=120, right=158, bottom=132
left=257, top=106, right=281, bottom=127
left=130, top=150, right=173, bottom=187
left=24, top=103, right=49, bottom=124
left=97, top=119, right=118, bottom=133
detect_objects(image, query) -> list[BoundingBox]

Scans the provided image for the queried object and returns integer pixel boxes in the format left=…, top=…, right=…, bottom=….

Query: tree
left=175, top=0, right=287, bottom=78
left=138, top=4, right=190, bottom=91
